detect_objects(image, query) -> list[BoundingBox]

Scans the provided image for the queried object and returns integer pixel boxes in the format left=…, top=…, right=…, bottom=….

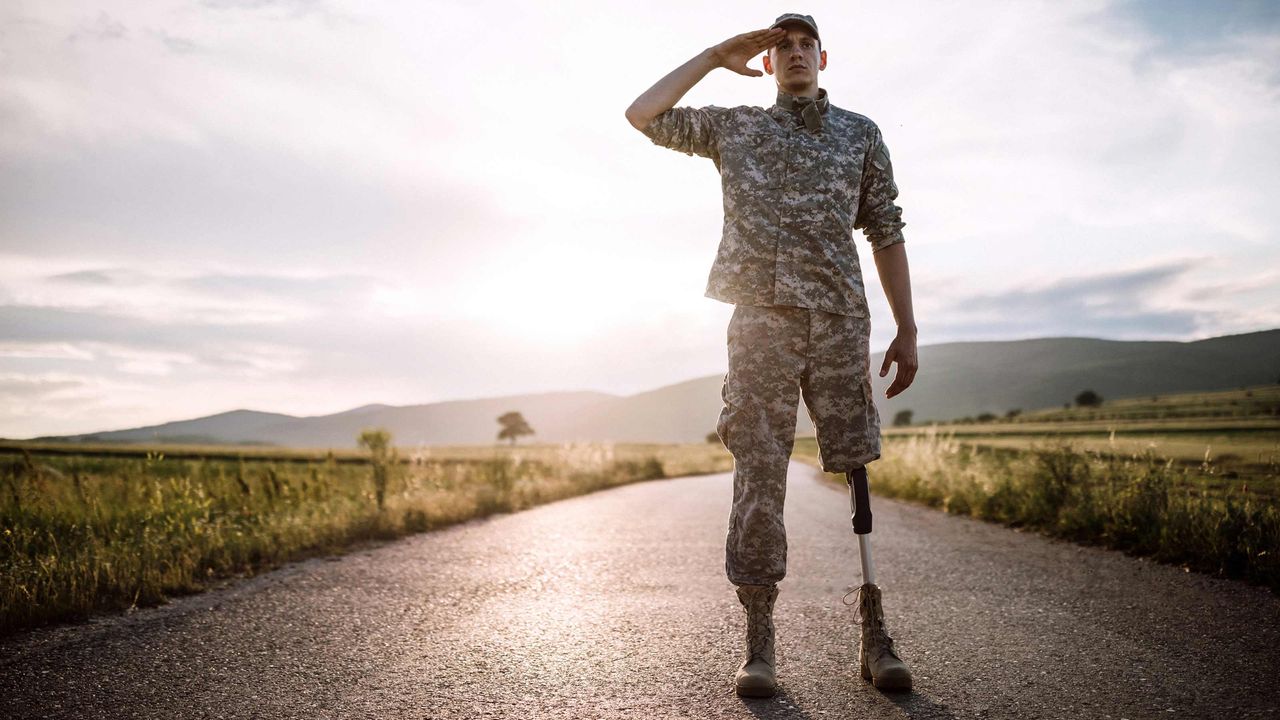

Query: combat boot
left=734, top=584, right=779, bottom=698
left=855, top=583, right=912, bottom=690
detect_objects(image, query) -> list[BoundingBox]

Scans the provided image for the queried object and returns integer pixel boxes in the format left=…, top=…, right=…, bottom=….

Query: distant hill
left=886, top=330, right=1280, bottom=423
left=41, top=409, right=298, bottom=446
left=52, top=392, right=613, bottom=447
left=40, top=329, right=1280, bottom=447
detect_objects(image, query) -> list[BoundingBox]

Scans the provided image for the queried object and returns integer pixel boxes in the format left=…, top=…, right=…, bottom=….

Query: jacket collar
left=774, top=88, right=829, bottom=113
left=774, top=88, right=829, bottom=131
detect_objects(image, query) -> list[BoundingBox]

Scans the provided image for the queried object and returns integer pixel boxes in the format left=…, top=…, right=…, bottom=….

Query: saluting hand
left=710, top=28, right=786, bottom=77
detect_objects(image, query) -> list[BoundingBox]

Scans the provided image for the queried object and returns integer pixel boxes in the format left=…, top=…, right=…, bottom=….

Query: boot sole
left=735, top=684, right=778, bottom=698
left=872, top=676, right=912, bottom=691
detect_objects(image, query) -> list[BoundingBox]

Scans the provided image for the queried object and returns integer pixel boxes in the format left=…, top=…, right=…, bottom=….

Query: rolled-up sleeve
left=855, top=129, right=906, bottom=252
left=642, top=106, right=727, bottom=160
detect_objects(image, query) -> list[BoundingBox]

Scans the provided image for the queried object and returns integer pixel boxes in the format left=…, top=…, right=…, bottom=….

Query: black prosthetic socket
left=847, top=467, right=873, bottom=535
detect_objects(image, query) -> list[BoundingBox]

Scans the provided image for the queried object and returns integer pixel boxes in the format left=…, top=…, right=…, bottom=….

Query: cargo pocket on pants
left=851, top=375, right=881, bottom=466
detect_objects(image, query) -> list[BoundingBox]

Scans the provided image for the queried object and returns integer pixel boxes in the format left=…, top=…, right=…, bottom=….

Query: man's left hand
left=878, top=330, right=918, bottom=399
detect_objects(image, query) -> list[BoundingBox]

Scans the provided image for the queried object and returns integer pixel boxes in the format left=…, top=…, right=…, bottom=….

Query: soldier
left=625, top=14, right=919, bottom=697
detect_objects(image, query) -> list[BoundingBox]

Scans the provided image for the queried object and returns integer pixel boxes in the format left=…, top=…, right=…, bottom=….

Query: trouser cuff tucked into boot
left=855, top=582, right=912, bottom=690
left=734, top=584, right=779, bottom=698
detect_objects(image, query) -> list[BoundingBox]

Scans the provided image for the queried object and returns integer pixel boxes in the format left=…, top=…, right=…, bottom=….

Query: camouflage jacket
left=643, top=89, right=905, bottom=318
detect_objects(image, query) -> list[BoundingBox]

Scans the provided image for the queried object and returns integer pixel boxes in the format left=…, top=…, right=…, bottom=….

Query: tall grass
left=795, top=432, right=1280, bottom=591
left=1, top=443, right=731, bottom=635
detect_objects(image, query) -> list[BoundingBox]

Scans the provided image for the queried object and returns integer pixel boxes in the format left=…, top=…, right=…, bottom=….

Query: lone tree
left=892, top=409, right=914, bottom=427
left=497, top=411, right=535, bottom=445
left=357, top=427, right=391, bottom=457
left=1075, top=389, right=1103, bottom=408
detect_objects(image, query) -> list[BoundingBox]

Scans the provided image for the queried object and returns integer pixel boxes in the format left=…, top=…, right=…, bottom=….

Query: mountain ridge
left=28, top=329, right=1280, bottom=447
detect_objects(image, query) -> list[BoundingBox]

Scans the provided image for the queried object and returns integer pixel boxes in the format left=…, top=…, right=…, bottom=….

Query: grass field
left=797, top=385, right=1280, bottom=591
left=794, top=433, right=1278, bottom=591
left=1037, top=384, right=1280, bottom=420
left=0, top=440, right=735, bottom=473
left=0, top=440, right=732, bottom=635
left=7, top=384, right=1276, bottom=632
left=916, top=384, right=1280, bottom=427
left=931, top=433, right=1279, bottom=496
left=887, top=385, right=1280, bottom=491
left=898, top=417, right=1280, bottom=436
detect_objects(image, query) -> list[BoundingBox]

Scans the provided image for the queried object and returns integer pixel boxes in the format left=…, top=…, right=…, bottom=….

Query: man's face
left=763, top=26, right=826, bottom=93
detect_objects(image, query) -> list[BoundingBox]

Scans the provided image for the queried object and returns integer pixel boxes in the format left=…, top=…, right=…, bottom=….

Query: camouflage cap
left=770, top=13, right=819, bottom=43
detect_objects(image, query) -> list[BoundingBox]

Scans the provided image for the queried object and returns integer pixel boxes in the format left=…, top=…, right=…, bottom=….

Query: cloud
left=1116, top=0, right=1280, bottom=56
left=0, top=342, right=95, bottom=360
left=0, top=373, right=89, bottom=399
left=0, top=135, right=512, bottom=277
left=919, top=260, right=1232, bottom=341
left=47, top=268, right=147, bottom=286
left=67, top=11, right=127, bottom=42
left=956, top=262, right=1193, bottom=313
left=0, top=371, right=139, bottom=438
left=152, top=30, right=198, bottom=55
left=3, top=266, right=386, bottom=335
left=7, top=267, right=373, bottom=329
left=1, top=0, right=1278, bottom=436
left=200, top=0, right=328, bottom=14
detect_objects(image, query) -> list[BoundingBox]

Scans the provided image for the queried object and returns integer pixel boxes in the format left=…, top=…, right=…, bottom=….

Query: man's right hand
left=625, top=27, right=784, bottom=132
left=710, top=28, right=786, bottom=77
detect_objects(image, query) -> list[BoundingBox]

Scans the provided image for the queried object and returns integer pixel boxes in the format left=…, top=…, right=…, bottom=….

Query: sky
left=2, top=0, right=1278, bottom=437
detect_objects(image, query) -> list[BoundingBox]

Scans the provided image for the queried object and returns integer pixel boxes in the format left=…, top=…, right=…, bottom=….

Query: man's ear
left=762, top=54, right=774, bottom=75
left=818, top=50, right=827, bottom=71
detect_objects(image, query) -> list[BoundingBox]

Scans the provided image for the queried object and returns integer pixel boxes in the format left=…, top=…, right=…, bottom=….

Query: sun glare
left=458, top=243, right=682, bottom=346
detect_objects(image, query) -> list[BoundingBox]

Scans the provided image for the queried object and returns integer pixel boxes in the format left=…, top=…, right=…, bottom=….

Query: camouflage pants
left=718, top=304, right=881, bottom=587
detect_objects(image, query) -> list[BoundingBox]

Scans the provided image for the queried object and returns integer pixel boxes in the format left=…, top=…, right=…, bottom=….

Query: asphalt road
left=3, top=463, right=1279, bottom=719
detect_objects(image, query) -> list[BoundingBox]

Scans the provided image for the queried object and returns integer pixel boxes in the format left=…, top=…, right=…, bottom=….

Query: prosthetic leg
left=848, top=467, right=912, bottom=690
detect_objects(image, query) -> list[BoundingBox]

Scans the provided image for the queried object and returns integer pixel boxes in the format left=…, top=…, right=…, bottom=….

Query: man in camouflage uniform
left=626, top=14, right=918, bottom=697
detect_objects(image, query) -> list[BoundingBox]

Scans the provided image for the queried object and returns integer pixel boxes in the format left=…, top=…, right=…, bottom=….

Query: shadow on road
left=737, top=686, right=958, bottom=719
left=739, top=688, right=815, bottom=719
left=887, top=690, right=961, bottom=720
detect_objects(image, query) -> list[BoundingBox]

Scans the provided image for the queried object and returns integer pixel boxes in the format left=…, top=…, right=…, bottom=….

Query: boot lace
left=847, top=584, right=902, bottom=662
left=740, top=588, right=777, bottom=664
left=746, top=603, right=774, bottom=660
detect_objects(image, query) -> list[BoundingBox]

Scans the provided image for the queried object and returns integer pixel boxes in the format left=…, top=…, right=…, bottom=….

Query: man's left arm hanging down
left=855, top=130, right=917, bottom=400
left=872, top=243, right=917, bottom=399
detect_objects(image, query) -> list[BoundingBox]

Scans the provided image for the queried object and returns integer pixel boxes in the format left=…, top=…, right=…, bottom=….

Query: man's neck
left=777, top=83, right=820, bottom=99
